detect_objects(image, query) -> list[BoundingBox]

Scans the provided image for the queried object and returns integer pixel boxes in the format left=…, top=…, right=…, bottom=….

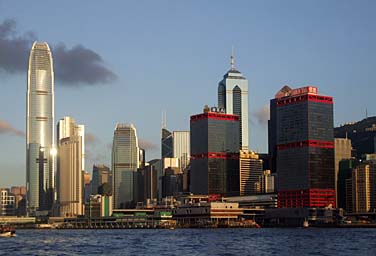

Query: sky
left=0, top=0, right=375, bottom=187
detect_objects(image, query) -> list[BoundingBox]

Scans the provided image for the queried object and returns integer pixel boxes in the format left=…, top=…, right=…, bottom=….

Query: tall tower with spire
left=218, top=49, right=249, bottom=150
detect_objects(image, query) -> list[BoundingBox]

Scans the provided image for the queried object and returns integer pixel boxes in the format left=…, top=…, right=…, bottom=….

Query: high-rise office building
left=57, top=117, right=84, bottom=217
left=239, top=150, right=263, bottom=196
left=259, top=170, right=275, bottom=194
left=92, top=164, right=111, bottom=195
left=161, top=114, right=190, bottom=170
left=173, top=131, right=190, bottom=170
left=112, top=124, right=139, bottom=208
left=218, top=51, right=249, bottom=150
left=352, top=159, right=376, bottom=213
left=334, top=138, right=352, bottom=205
left=337, top=159, right=357, bottom=211
left=26, top=42, right=55, bottom=214
left=161, top=113, right=173, bottom=159
left=57, top=117, right=85, bottom=170
left=58, top=136, right=83, bottom=217
left=269, top=85, right=335, bottom=208
left=190, top=106, right=240, bottom=196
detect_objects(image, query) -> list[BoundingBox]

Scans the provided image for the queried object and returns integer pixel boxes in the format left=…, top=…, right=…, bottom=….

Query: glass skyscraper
left=190, top=107, right=240, bottom=196
left=112, top=124, right=139, bottom=208
left=26, top=42, right=55, bottom=214
left=218, top=52, right=249, bottom=150
left=269, top=85, right=335, bottom=208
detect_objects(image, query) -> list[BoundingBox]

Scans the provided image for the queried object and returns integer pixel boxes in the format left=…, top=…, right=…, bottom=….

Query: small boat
left=0, top=224, right=16, bottom=237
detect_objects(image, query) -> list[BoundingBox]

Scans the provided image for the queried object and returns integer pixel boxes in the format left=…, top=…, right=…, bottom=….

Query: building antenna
left=366, top=107, right=368, bottom=118
left=231, top=46, right=235, bottom=70
left=162, top=111, right=167, bottom=129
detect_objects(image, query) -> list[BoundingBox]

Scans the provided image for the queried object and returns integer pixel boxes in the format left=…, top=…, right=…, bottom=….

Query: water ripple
left=1, top=228, right=375, bottom=256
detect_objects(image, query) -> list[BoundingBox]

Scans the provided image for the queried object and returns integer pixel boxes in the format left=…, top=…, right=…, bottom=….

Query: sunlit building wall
left=26, top=42, right=55, bottom=214
left=173, top=131, right=190, bottom=170
left=112, top=124, right=139, bottom=208
left=57, top=117, right=85, bottom=217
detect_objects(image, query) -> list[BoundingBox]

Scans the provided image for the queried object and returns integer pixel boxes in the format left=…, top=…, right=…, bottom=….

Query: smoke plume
left=0, top=19, right=116, bottom=85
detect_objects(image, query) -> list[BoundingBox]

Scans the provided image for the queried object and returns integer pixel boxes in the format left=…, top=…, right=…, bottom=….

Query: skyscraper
left=218, top=50, right=249, bottom=150
left=57, top=117, right=84, bottom=217
left=190, top=106, right=240, bottom=196
left=112, top=124, right=139, bottom=208
left=58, top=136, right=83, bottom=217
left=26, top=42, right=55, bottom=214
left=161, top=113, right=173, bottom=159
left=92, top=164, right=111, bottom=195
left=239, top=150, right=263, bottom=196
left=269, top=85, right=335, bottom=208
left=334, top=138, right=352, bottom=205
left=352, top=160, right=376, bottom=213
left=173, top=131, right=190, bottom=170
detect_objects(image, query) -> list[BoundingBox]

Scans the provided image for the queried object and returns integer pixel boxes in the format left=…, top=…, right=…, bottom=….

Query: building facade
left=269, top=85, right=335, bottom=208
left=26, top=42, right=55, bottom=214
left=112, top=124, right=139, bottom=208
left=239, top=150, right=263, bottom=196
left=190, top=107, right=240, bottom=196
left=0, top=189, right=16, bottom=216
left=56, top=117, right=85, bottom=217
left=92, top=164, right=111, bottom=195
left=334, top=138, right=352, bottom=205
left=337, top=159, right=357, bottom=211
left=173, top=131, right=190, bottom=170
left=218, top=52, right=249, bottom=150
left=58, top=136, right=83, bottom=217
left=352, top=160, right=376, bottom=213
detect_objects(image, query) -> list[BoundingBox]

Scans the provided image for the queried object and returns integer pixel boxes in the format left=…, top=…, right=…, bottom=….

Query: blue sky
left=0, top=0, right=375, bottom=187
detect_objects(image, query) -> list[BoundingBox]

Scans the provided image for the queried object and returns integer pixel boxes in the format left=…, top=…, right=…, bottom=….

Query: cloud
left=253, top=105, right=270, bottom=126
left=54, top=44, right=117, bottom=85
left=0, top=19, right=116, bottom=85
left=0, top=120, right=25, bottom=137
left=139, top=138, right=158, bottom=151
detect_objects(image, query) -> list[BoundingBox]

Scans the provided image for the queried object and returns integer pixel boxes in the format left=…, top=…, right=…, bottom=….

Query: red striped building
left=190, top=107, right=240, bottom=196
left=269, top=86, right=335, bottom=208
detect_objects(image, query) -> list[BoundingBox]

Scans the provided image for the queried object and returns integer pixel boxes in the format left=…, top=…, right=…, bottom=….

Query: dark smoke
left=54, top=44, right=117, bottom=85
left=0, top=19, right=116, bottom=85
left=0, top=19, right=36, bottom=73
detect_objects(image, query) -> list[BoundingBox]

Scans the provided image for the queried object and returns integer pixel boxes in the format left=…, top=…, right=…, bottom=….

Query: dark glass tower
left=269, top=86, right=335, bottom=208
left=190, top=107, right=240, bottom=196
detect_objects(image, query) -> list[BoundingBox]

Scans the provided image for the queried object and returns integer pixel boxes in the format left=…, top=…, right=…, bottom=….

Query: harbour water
left=1, top=228, right=375, bottom=255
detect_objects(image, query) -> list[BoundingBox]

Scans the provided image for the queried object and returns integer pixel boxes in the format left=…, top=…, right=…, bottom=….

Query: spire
left=161, top=111, right=167, bottom=129
left=230, top=46, right=235, bottom=70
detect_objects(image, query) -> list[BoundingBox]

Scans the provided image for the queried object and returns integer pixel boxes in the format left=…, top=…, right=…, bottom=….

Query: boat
left=0, top=224, right=16, bottom=237
left=303, top=220, right=309, bottom=228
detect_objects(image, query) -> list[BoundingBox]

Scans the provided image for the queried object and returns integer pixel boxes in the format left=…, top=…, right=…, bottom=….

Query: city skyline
left=1, top=1, right=376, bottom=187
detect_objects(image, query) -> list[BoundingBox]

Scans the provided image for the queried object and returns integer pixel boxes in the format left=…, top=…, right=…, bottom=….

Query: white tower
left=218, top=49, right=249, bottom=150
